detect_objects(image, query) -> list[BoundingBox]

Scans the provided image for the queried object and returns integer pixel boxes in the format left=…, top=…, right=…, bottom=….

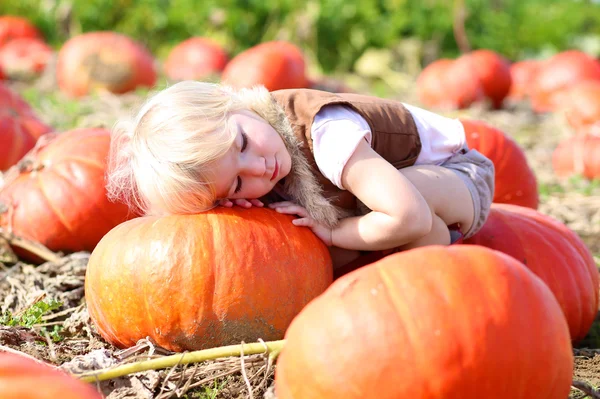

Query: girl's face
left=212, top=109, right=292, bottom=201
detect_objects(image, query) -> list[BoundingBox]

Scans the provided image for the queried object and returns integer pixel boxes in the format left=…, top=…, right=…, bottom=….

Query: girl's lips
left=270, top=160, right=279, bottom=181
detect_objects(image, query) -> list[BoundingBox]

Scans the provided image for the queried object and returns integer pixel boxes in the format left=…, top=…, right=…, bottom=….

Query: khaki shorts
left=439, top=148, right=495, bottom=238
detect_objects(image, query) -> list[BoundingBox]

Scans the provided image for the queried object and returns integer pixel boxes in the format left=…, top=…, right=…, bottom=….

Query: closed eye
left=234, top=131, right=248, bottom=194
left=241, top=131, right=248, bottom=152
left=234, top=176, right=242, bottom=194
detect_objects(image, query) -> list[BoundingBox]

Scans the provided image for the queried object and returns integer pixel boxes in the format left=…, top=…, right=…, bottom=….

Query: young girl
left=107, top=81, right=494, bottom=267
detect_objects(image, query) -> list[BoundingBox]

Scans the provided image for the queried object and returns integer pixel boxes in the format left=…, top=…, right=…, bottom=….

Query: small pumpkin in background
left=0, top=83, right=52, bottom=171
left=461, top=118, right=539, bottom=209
left=416, top=58, right=456, bottom=108
left=56, top=31, right=157, bottom=97
left=222, top=41, right=308, bottom=91
left=558, top=80, right=600, bottom=132
left=0, top=37, right=53, bottom=80
left=464, top=203, right=599, bottom=342
left=552, top=134, right=600, bottom=180
left=0, top=16, right=42, bottom=48
left=530, top=50, right=600, bottom=113
left=164, top=37, right=229, bottom=81
left=453, top=49, right=512, bottom=109
left=508, top=59, right=542, bottom=101
left=85, top=207, right=333, bottom=352
left=0, top=128, right=134, bottom=262
left=275, top=245, right=573, bottom=399
left=0, top=352, right=101, bottom=399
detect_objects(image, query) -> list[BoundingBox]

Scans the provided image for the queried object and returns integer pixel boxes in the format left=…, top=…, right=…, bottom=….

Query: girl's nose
left=241, top=156, right=266, bottom=177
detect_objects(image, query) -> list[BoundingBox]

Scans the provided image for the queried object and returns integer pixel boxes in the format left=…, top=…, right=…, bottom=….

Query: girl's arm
left=331, top=139, right=433, bottom=251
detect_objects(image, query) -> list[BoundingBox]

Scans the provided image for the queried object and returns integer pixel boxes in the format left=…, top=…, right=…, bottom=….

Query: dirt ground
left=1, top=64, right=599, bottom=398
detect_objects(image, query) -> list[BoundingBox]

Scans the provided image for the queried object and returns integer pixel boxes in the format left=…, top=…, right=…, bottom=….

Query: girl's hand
left=269, top=201, right=333, bottom=246
left=218, top=198, right=264, bottom=208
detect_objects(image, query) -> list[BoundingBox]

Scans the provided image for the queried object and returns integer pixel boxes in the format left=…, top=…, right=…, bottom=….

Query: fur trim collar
left=234, top=86, right=344, bottom=228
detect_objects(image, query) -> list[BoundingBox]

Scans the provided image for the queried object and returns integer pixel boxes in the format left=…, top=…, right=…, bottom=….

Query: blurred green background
left=2, top=0, right=600, bottom=73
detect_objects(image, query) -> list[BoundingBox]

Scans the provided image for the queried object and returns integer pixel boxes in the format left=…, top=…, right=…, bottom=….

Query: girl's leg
left=396, top=164, right=475, bottom=249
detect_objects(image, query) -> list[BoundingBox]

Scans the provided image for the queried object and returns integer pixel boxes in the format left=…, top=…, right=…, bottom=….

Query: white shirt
left=311, top=104, right=467, bottom=189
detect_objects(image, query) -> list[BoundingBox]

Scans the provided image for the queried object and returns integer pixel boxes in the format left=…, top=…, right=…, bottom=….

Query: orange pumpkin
left=0, top=37, right=53, bottom=80
left=222, top=41, right=308, bottom=91
left=56, top=31, right=157, bottom=97
left=0, top=128, right=133, bottom=261
left=464, top=203, right=599, bottom=341
left=531, top=50, right=600, bottom=113
left=85, top=207, right=333, bottom=352
left=416, top=58, right=456, bottom=109
left=0, top=352, right=101, bottom=399
left=0, top=16, right=41, bottom=48
left=164, top=37, right=229, bottom=81
left=453, top=49, right=512, bottom=109
left=0, top=83, right=52, bottom=170
left=508, top=59, right=541, bottom=101
left=275, top=245, right=573, bottom=399
left=559, top=80, right=600, bottom=132
left=552, top=134, right=600, bottom=180
left=461, top=119, right=539, bottom=208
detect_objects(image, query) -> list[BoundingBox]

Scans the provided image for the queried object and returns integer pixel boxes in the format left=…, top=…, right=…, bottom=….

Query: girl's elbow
left=391, top=209, right=433, bottom=242
left=407, top=210, right=433, bottom=239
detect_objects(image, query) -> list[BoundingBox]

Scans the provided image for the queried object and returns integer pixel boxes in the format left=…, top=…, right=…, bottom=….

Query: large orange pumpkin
left=0, top=16, right=41, bottom=48
left=56, top=31, right=157, bottom=97
left=275, top=245, right=573, bottom=399
left=0, top=83, right=52, bottom=170
left=222, top=41, right=308, bottom=91
left=531, top=50, right=600, bottom=113
left=552, top=134, right=600, bottom=180
left=164, top=37, right=228, bottom=81
left=85, top=207, right=333, bottom=352
left=0, top=128, right=133, bottom=261
left=0, top=352, right=101, bottom=399
left=464, top=203, right=599, bottom=341
left=0, top=37, right=53, bottom=80
left=461, top=118, right=539, bottom=208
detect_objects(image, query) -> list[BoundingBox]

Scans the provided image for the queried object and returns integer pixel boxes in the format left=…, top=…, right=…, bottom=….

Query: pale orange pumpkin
left=164, top=37, right=229, bottom=81
left=0, top=128, right=133, bottom=261
left=275, top=245, right=573, bottom=399
left=465, top=203, right=599, bottom=341
left=222, top=41, right=308, bottom=91
left=0, top=37, right=53, bottom=80
left=508, top=59, right=542, bottom=101
left=0, top=352, right=101, bottom=399
left=559, top=80, right=600, bottom=132
left=85, top=207, right=333, bottom=352
left=0, top=83, right=52, bottom=171
left=531, top=50, right=600, bottom=113
left=552, top=134, right=600, bottom=180
left=461, top=118, right=539, bottom=208
left=56, top=31, right=157, bottom=97
left=416, top=58, right=456, bottom=108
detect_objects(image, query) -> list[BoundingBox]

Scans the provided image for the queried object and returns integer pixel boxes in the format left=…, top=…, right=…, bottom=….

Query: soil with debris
left=1, top=62, right=600, bottom=398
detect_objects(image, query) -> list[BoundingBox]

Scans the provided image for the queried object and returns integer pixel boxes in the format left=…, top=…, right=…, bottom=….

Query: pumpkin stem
left=75, top=340, right=286, bottom=383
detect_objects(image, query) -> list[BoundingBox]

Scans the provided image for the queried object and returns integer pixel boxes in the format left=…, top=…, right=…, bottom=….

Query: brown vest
left=271, top=89, right=422, bottom=211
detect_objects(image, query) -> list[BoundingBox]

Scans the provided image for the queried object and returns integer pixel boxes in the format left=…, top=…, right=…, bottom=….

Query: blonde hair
left=106, top=80, right=250, bottom=216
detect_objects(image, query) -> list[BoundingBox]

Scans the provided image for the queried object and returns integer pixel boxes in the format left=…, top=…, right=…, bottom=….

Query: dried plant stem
left=0, top=228, right=61, bottom=263
left=76, top=340, right=286, bottom=383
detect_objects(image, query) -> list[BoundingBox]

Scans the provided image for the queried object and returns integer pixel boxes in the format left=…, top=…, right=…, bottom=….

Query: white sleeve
left=311, top=105, right=372, bottom=189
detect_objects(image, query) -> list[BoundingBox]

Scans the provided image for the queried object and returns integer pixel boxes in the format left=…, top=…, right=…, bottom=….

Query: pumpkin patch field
left=1, top=14, right=600, bottom=399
